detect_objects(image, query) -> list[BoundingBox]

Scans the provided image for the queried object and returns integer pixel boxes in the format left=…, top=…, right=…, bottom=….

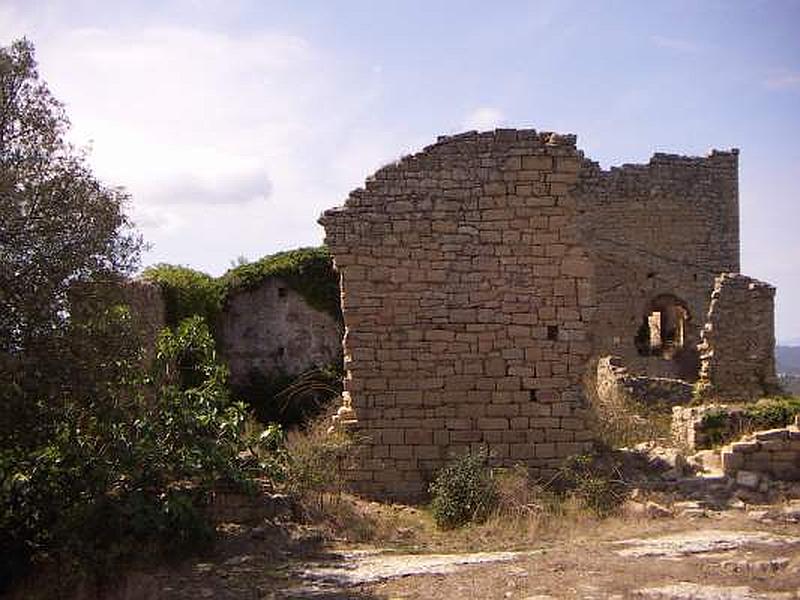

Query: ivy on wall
left=141, top=247, right=343, bottom=426
left=142, top=246, right=342, bottom=328
left=141, top=264, right=222, bottom=328
left=219, top=247, right=342, bottom=322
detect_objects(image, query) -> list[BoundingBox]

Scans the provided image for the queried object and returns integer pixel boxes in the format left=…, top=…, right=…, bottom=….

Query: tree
left=0, top=38, right=142, bottom=355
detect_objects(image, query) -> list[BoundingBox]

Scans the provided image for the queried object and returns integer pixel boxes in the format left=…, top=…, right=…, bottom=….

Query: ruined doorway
left=636, top=294, right=690, bottom=359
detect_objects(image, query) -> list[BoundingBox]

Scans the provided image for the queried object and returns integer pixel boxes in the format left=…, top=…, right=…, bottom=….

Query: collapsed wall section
left=320, top=129, right=596, bottom=499
left=697, top=273, right=778, bottom=400
left=574, top=151, right=740, bottom=381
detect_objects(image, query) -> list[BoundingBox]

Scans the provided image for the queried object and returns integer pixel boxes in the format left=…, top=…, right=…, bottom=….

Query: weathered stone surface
left=319, top=128, right=775, bottom=499
left=218, top=278, right=342, bottom=388
left=696, top=273, right=778, bottom=400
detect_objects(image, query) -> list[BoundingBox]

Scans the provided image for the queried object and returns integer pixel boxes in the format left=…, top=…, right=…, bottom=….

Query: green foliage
left=0, top=38, right=142, bottom=354
left=699, top=396, right=800, bottom=448
left=219, top=246, right=341, bottom=320
left=141, top=264, right=221, bottom=328
left=429, top=451, right=498, bottom=530
left=746, top=396, right=800, bottom=428
left=0, top=316, right=260, bottom=591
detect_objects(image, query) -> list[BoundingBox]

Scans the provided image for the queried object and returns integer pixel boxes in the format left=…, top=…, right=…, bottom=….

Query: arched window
left=635, top=294, right=690, bottom=358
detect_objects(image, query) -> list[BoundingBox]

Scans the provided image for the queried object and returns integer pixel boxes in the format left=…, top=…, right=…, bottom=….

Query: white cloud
left=462, top=106, right=505, bottom=131
left=0, top=14, right=406, bottom=274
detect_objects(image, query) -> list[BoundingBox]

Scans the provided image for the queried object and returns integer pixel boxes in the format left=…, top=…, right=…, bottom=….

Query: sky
left=2, top=0, right=799, bottom=343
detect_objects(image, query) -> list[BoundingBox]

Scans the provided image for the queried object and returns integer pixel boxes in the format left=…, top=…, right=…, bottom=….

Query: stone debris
left=613, top=529, right=800, bottom=558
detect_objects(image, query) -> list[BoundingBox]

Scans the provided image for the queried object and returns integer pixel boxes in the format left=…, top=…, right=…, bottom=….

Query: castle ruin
left=320, top=128, right=777, bottom=499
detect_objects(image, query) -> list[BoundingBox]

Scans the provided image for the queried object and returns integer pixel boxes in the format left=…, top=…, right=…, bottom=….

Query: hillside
left=777, top=345, right=800, bottom=375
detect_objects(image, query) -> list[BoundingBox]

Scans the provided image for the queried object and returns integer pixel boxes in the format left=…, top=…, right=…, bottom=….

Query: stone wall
left=121, top=280, right=166, bottom=367
left=320, top=129, right=597, bottom=499
left=696, top=273, right=778, bottom=400
left=671, top=404, right=749, bottom=451
left=575, top=151, right=740, bottom=382
left=217, top=277, right=342, bottom=389
left=596, top=355, right=693, bottom=412
left=721, top=418, right=800, bottom=484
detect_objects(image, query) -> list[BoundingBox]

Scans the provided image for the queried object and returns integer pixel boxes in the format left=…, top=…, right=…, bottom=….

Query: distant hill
left=776, top=345, right=800, bottom=375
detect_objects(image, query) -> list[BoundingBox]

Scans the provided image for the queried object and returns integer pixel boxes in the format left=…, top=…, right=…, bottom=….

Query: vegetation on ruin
left=142, top=247, right=341, bottom=330
left=141, top=263, right=222, bottom=327
left=700, top=395, right=800, bottom=447
left=219, top=246, right=342, bottom=321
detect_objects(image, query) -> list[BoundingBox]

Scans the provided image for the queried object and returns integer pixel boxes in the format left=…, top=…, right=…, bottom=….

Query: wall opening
left=635, top=294, right=690, bottom=359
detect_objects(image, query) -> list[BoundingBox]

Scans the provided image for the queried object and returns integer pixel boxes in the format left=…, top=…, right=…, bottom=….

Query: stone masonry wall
left=574, top=151, right=740, bottom=381
left=218, top=278, right=342, bottom=389
left=320, top=129, right=597, bottom=499
left=697, top=273, right=778, bottom=400
left=721, top=418, right=800, bottom=484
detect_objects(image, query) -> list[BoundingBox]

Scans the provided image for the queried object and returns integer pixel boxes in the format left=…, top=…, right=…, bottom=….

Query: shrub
left=429, top=451, right=498, bottom=530
left=283, top=413, right=355, bottom=512
left=552, top=454, right=628, bottom=517
left=0, top=316, right=263, bottom=591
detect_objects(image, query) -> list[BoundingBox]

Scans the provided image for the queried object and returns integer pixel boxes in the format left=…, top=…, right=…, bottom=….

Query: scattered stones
left=716, top=557, right=789, bottom=576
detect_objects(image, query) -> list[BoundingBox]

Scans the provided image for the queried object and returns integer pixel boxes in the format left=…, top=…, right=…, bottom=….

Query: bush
left=283, top=412, right=355, bottom=513
left=0, top=316, right=263, bottom=592
left=552, top=454, right=628, bottom=517
left=429, top=451, right=498, bottom=530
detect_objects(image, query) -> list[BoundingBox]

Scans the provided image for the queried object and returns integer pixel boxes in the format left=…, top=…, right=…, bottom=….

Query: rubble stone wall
left=218, top=278, right=343, bottom=389
left=320, top=129, right=597, bottom=498
left=574, top=151, right=740, bottom=381
left=697, top=273, right=778, bottom=400
left=596, top=355, right=693, bottom=412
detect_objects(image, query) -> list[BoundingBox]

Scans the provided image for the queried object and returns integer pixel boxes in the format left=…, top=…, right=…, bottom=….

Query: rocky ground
left=34, top=494, right=797, bottom=600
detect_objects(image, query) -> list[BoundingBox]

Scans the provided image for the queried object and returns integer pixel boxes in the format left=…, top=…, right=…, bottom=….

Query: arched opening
left=635, top=294, right=690, bottom=359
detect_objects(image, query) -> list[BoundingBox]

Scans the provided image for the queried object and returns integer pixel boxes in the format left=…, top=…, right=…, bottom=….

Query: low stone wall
left=596, top=355, right=693, bottom=411
left=206, top=484, right=293, bottom=524
left=721, top=418, right=800, bottom=484
left=672, top=404, right=749, bottom=451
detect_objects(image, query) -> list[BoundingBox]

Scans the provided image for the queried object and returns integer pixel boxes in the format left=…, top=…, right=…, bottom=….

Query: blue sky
left=2, top=0, right=799, bottom=342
